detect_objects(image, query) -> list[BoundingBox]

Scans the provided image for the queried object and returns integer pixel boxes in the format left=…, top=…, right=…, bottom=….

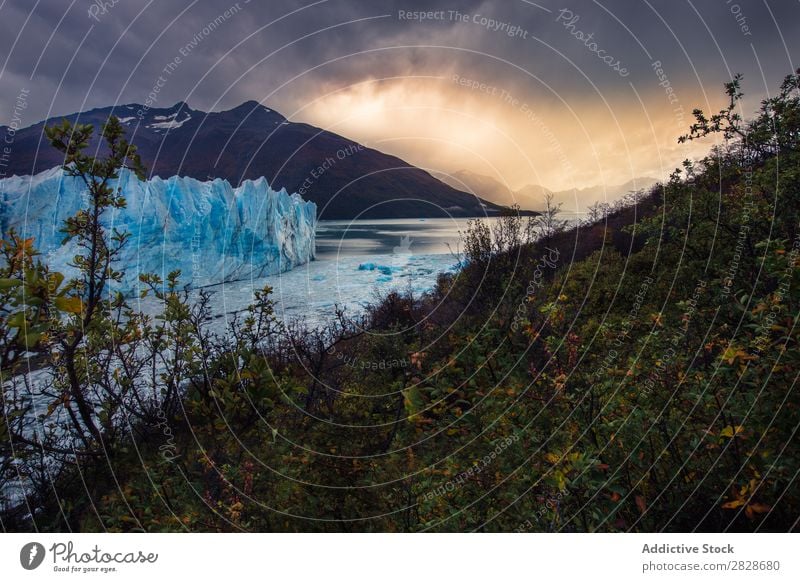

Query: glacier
left=0, top=167, right=317, bottom=290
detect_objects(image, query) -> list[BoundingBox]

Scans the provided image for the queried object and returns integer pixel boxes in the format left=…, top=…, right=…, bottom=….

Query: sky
left=1, top=0, right=798, bottom=192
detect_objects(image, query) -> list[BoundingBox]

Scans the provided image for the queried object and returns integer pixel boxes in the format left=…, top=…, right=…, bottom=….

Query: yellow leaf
left=47, top=272, right=65, bottom=292
left=721, top=346, right=738, bottom=364
left=721, top=499, right=745, bottom=509
left=554, top=470, right=567, bottom=492
left=720, top=425, right=744, bottom=438
left=54, top=295, right=83, bottom=314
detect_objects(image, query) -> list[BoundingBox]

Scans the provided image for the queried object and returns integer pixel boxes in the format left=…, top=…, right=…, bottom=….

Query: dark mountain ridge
left=0, top=101, right=509, bottom=220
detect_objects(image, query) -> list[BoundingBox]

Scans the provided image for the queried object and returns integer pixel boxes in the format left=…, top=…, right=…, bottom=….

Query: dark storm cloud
left=1, top=0, right=798, bottom=190
left=2, top=0, right=798, bottom=125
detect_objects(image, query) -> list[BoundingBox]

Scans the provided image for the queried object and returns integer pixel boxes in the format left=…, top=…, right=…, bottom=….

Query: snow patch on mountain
left=148, top=111, right=191, bottom=130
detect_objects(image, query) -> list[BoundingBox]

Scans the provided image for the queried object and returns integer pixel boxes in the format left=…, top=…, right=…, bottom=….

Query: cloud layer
left=1, top=0, right=797, bottom=191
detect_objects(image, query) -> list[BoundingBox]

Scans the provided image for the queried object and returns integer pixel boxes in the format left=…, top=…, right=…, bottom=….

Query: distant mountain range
left=0, top=101, right=508, bottom=220
left=437, top=169, right=659, bottom=214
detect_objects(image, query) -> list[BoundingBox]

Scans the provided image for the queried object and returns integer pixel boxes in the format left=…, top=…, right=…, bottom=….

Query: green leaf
left=21, top=331, right=42, bottom=349
left=0, top=278, right=21, bottom=290
left=402, top=387, right=425, bottom=419
left=6, top=312, right=25, bottom=328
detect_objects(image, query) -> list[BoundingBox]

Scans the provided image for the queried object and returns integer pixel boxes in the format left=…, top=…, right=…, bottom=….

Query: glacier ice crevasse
left=0, top=167, right=317, bottom=291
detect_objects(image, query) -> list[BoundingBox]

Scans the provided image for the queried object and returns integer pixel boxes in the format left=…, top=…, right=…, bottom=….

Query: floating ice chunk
left=357, top=262, right=400, bottom=276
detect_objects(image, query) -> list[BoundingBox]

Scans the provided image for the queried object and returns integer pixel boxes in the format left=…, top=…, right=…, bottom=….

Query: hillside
left=2, top=71, right=799, bottom=533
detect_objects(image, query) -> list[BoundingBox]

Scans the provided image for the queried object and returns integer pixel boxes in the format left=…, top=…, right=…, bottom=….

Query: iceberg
left=0, top=167, right=317, bottom=290
left=357, top=262, right=400, bottom=276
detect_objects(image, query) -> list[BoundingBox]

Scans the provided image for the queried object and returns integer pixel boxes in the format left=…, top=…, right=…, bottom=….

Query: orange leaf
left=747, top=502, right=771, bottom=514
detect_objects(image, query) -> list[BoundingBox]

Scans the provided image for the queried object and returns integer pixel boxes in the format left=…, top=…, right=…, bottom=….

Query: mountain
left=0, top=168, right=316, bottom=289
left=435, top=170, right=518, bottom=206
left=438, top=169, right=658, bottom=213
left=0, top=101, right=505, bottom=220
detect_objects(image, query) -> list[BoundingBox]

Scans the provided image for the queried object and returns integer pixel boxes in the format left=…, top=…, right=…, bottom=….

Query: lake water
left=138, top=214, right=585, bottom=328
left=196, top=218, right=474, bottom=326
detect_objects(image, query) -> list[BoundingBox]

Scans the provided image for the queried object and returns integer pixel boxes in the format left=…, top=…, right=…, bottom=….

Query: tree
left=534, top=192, right=568, bottom=240
left=0, top=231, right=56, bottom=373
left=44, top=116, right=145, bottom=447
